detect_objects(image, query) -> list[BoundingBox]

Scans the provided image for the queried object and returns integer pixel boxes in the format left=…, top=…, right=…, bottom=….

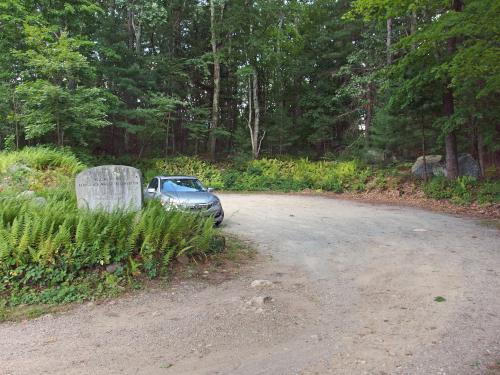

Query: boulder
left=458, top=153, right=481, bottom=178
left=106, top=263, right=121, bottom=273
left=33, top=197, right=47, bottom=206
left=411, top=153, right=481, bottom=179
left=411, top=155, right=446, bottom=179
left=176, top=254, right=190, bottom=265
left=18, top=190, right=36, bottom=199
left=365, top=149, right=386, bottom=164
left=7, top=163, right=31, bottom=175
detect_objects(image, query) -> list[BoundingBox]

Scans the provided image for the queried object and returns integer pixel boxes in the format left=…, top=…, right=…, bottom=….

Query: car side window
left=148, top=178, right=158, bottom=191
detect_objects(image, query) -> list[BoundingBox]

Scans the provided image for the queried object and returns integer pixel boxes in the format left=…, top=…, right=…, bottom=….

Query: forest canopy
left=0, top=0, right=498, bottom=178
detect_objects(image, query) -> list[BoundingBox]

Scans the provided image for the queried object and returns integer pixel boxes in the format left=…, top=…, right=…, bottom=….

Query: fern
left=0, top=191, right=224, bottom=302
left=9, top=217, right=22, bottom=249
left=0, top=229, right=11, bottom=264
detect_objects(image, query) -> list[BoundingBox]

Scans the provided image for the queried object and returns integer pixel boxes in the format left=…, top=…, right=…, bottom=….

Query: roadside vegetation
left=141, top=156, right=499, bottom=206
left=0, top=148, right=224, bottom=314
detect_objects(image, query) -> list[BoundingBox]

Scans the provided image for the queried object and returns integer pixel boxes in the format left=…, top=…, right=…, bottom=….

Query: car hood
left=160, top=191, right=218, bottom=205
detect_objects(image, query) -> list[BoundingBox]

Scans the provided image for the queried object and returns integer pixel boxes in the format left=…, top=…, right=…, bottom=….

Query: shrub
left=423, top=176, right=454, bottom=200
left=0, top=147, right=85, bottom=194
left=0, top=147, right=85, bottom=176
left=422, top=175, right=500, bottom=205
left=477, top=181, right=500, bottom=204
left=145, top=157, right=225, bottom=189
left=140, top=156, right=370, bottom=193
left=223, top=158, right=369, bottom=193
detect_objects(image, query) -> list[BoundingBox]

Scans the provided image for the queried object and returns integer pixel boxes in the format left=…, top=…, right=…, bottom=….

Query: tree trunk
left=209, top=0, right=221, bottom=161
left=443, top=85, right=458, bottom=179
left=246, top=70, right=264, bottom=159
left=421, top=119, right=428, bottom=182
left=164, top=113, right=171, bottom=159
left=386, top=18, right=392, bottom=65
left=365, top=81, right=375, bottom=138
left=444, top=131, right=459, bottom=179
left=56, top=118, right=63, bottom=147
left=410, top=9, right=417, bottom=50
left=252, top=69, right=261, bottom=159
left=127, top=6, right=134, bottom=50
left=477, top=132, right=485, bottom=178
left=134, top=22, right=141, bottom=55
left=443, top=0, right=463, bottom=180
left=247, top=76, right=254, bottom=154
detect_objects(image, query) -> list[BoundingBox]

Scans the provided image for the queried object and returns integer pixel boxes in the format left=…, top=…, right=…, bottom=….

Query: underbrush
left=143, top=156, right=499, bottom=204
left=0, top=197, right=222, bottom=307
left=0, top=148, right=225, bottom=308
left=147, top=157, right=226, bottom=189
left=422, top=176, right=500, bottom=205
left=146, top=157, right=370, bottom=193
left=0, top=146, right=84, bottom=195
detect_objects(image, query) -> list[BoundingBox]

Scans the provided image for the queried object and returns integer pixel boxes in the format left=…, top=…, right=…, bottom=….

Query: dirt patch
left=0, top=235, right=256, bottom=323
left=301, top=187, right=500, bottom=221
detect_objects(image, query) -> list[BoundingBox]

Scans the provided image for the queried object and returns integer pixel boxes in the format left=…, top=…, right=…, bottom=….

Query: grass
left=0, top=302, right=72, bottom=322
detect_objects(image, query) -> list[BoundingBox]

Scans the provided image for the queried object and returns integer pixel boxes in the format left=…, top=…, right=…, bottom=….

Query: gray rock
left=18, top=190, right=36, bottom=199
left=76, top=165, right=143, bottom=212
left=176, top=254, right=190, bottom=265
left=412, top=153, right=481, bottom=179
left=458, top=153, right=481, bottom=178
left=411, top=155, right=446, bottom=179
left=250, top=280, right=273, bottom=288
left=7, top=163, right=31, bottom=174
left=247, top=296, right=273, bottom=306
left=106, top=263, right=121, bottom=273
left=33, top=197, right=47, bottom=206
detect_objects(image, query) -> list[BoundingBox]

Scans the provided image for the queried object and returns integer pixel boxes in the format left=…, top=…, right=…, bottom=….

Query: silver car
left=145, top=176, right=224, bottom=225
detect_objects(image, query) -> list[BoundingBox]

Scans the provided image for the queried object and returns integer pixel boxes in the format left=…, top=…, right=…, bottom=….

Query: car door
left=144, top=177, right=159, bottom=200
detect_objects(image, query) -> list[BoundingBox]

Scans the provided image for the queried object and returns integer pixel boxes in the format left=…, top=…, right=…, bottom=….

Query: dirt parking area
left=1, top=194, right=499, bottom=374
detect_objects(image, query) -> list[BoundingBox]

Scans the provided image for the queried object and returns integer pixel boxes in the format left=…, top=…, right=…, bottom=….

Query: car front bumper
left=201, top=203, right=224, bottom=224
left=169, top=202, right=224, bottom=224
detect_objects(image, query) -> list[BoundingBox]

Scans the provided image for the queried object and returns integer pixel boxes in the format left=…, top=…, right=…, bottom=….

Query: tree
left=14, top=25, right=111, bottom=146
left=348, top=0, right=500, bottom=178
left=209, top=0, right=225, bottom=160
left=0, top=0, right=497, bottom=167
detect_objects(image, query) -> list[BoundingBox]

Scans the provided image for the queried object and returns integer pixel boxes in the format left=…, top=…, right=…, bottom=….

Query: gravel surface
left=1, top=194, right=499, bottom=375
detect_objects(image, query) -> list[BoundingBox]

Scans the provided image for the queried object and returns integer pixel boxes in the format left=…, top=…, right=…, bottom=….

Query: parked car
left=145, top=176, right=224, bottom=225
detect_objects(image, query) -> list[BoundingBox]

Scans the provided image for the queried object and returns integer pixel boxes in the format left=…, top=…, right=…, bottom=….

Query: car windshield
left=160, top=178, right=205, bottom=193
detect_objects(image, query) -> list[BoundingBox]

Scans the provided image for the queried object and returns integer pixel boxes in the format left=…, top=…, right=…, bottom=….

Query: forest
left=0, top=0, right=498, bottom=179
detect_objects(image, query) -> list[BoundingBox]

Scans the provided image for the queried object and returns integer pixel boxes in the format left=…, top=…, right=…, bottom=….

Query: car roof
left=155, top=176, right=198, bottom=180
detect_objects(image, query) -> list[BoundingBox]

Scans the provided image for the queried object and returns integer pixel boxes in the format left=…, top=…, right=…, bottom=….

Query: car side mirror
left=147, top=188, right=156, bottom=193
left=207, top=187, right=215, bottom=192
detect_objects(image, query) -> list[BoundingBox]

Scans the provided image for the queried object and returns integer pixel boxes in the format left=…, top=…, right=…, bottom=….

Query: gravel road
left=1, top=194, right=499, bottom=375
